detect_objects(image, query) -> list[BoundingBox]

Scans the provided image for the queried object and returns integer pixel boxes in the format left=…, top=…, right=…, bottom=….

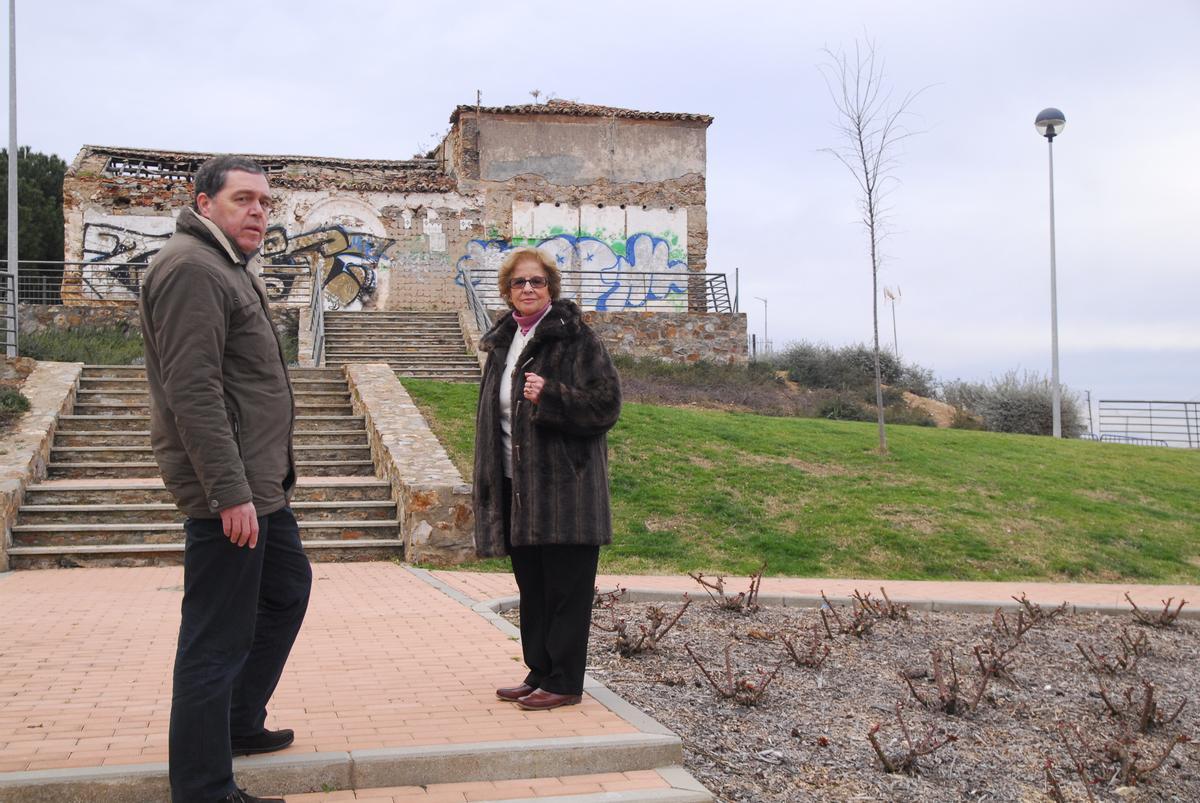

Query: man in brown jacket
left=140, top=155, right=310, bottom=803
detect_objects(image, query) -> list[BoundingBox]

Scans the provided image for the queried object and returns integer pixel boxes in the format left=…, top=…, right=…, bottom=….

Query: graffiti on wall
left=73, top=214, right=394, bottom=310
left=456, top=202, right=690, bottom=311
left=261, top=225, right=395, bottom=311
left=456, top=233, right=688, bottom=311
left=77, top=220, right=174, bottom=301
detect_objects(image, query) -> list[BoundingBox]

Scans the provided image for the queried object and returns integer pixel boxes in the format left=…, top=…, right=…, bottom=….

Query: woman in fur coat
left=473, top=247, right=621, bottom=711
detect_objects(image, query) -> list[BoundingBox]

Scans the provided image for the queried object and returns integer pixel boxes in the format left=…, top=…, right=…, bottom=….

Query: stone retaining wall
left=584, top=311, right=747, bottom=365
left=18, top=304, right=300, bottom=360
left=345, top=364, right=474, bottom=564
left=0, top=362, right=84, bottom=572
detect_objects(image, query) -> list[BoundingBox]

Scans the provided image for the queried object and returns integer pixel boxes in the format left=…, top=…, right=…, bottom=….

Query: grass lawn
left=402, top=379, right=1200, bottom=584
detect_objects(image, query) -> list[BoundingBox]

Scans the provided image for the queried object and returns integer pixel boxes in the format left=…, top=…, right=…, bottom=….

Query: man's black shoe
left=230, top=728, right=295, bottom=757
left=217, top=788, right=283, bottom=803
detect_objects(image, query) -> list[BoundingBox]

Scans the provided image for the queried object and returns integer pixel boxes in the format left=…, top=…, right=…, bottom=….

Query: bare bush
left=852, top=587, right=910, bottom=621
left=1012, top=593, right=1068, bottom=625
left=1096, top=679, right=1187, bottom=733
left=819, top=590, right=874, bottom=639
left=688, top=564, right=764, bottom=614
left=1076, top=627, right=1146, bottom=675
left=684, top=642, right=784, bottom=706
left=902, top=648, right=994, bottom=715
left=780, top=623, right=831, bottom=669
left=1126, top=592, right=1188, bottom=628
left=1058, top=722, right=1189, bottom=791
left=592, top=596, right=691, bottom=658
left=867, top=702, right=956, bottom=775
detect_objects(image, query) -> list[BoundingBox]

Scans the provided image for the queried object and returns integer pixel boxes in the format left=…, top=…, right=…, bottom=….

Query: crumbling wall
left=62, top=150, right=484, bottom=311
left=448, top=111, right=712, bottom=313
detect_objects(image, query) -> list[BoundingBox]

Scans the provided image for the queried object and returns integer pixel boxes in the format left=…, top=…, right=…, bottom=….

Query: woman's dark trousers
left=503, top=478, right=600, bottom=696
left=169, top=507, right=312, bottom=803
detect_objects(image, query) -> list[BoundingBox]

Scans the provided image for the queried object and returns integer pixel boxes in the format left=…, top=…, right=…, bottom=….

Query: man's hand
left=220, top=501, right=260, bottom=548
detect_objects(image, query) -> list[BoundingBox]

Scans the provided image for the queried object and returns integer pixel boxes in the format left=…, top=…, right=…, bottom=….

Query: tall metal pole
left=5, top=0, right=16, bottom=357
left=754, top=296, right=768, bottom=356
left=1047, top=137, right=1061, bottom=437
left=890, top=297, right=899, bottom=358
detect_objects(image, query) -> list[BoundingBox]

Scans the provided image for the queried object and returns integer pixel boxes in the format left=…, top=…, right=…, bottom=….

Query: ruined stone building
left=62, top=100, right=745, bottom=363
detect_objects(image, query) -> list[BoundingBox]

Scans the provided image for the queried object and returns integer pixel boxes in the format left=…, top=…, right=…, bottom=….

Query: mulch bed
left=508, top=587, right=1198, bottom=801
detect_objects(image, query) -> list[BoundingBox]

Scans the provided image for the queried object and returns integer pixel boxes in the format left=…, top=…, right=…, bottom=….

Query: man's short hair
left=193, top=155, right=267, bottom=209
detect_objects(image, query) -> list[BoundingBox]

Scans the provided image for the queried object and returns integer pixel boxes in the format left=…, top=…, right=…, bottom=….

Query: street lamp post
left=883, top=286, right=900, bottom=358
left=1036, top=107, right=1066, bottom=438
left=754, top=296, right=768, bottom=355
left=5, top=0, right=17, bottom=358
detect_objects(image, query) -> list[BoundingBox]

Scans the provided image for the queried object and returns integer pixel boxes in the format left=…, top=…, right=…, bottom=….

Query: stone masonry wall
left=0, top=361, right=83, bottom=571
left=584, top=311, right=747, bottom=365
left=344, top=363, right=474, bottom=564
left=18, top=304, right=300, bottom=360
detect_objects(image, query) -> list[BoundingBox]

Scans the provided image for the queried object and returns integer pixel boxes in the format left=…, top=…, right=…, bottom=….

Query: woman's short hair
left=497, top=247, right=562, bottom=307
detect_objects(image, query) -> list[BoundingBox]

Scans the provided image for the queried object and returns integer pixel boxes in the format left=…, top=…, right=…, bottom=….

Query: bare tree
left=820, top=39, right=924, bottom=454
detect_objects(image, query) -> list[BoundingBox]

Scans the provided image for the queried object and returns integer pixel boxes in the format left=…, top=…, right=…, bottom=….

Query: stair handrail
left=309, top=282, right=325, bottom=364
left=460, top=267, right=494, bottom=335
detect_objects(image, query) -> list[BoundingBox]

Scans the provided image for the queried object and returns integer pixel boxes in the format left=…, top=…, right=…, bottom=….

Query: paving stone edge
left=0, top=734, right=688, bottom=803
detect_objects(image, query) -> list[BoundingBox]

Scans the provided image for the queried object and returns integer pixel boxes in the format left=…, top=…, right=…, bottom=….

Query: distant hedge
left=941, top=371, right=1085, bottom=437
left=771, top=341, right=936, bottom=397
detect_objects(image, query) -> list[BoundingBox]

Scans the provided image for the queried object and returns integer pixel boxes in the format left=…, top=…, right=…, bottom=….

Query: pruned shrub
left=940, top=371, right=1085, bottom=437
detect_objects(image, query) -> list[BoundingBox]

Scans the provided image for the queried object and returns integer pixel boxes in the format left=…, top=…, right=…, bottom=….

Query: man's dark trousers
left=169, top=507, right=311, bottom=803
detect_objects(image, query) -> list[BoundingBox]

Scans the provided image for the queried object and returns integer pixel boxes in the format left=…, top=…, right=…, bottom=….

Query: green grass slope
left=402, top=380, right=1200, bottom=583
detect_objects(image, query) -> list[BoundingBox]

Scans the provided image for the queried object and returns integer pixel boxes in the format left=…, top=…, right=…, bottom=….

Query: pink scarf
left=512, top=302, right=551, bottom=335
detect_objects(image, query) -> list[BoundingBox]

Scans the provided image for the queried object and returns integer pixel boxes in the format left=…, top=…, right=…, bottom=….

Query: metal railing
left=1098, top=399, right=1200, bottom=449
left=3, top=260, right=151, bottom=304
left=308, top=279, right=325, bottom=364
left=459, top=268, right=734, bottom=314
left=3, top=260, right=314, bottom=307
left=1, top=271, right=16, bottom=356
left=461, top=269, right=496, bottom=335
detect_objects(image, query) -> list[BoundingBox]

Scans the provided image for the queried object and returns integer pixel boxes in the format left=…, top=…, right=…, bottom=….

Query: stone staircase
left=323, top=311, right=481, bottom=382
left=6, top=365, right=405, bottom=569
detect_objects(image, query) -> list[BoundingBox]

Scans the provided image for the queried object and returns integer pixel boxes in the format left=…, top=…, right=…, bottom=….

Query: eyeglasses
left=509, top=276, right=548, bottom=289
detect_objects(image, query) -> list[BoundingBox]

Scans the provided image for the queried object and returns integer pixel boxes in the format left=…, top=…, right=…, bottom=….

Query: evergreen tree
left=0, top=147, right=67, bottom=262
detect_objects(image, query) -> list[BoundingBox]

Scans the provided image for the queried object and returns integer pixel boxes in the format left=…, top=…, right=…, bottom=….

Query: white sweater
left=499, top=317, right=543, bottom=478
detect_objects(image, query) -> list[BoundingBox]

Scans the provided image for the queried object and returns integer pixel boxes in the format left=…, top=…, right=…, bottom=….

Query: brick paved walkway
left=1, top=562, right=1194, bottom=801
left=0, top=564, right=634, bottom=775
left=286, top=769, right=673, bottom=802
left=431, top=570, right=1198, bottom=612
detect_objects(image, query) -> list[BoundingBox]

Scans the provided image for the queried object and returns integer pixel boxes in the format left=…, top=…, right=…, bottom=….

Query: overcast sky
left=8, top=0, right=1200, bottom=410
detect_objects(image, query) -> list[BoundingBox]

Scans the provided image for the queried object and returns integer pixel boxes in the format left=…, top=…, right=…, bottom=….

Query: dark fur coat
left=472, top=299, right=621, bottom=557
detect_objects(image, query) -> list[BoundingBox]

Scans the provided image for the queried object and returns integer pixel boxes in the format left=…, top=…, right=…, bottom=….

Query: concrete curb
left=0, top=735, right=685, bottom=803
left=583, top=585, right=1200, bottom=620
left=352, top=734, right=681, bottom=789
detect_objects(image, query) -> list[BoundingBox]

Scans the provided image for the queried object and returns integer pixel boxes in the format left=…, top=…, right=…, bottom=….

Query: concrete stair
left=323, top=310, right=481, bottom=382
left=7, top=365, right=404, bottom=569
